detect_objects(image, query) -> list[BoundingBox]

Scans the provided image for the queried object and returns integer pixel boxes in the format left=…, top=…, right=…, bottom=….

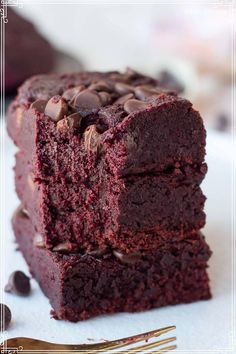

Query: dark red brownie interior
left=13, top=207, right=211, bottom=322
left=7, top=69, right=207, bottom=252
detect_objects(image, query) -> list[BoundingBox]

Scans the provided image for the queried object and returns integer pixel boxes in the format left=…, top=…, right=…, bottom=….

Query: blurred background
left=5, top=0, right=233, bottom=132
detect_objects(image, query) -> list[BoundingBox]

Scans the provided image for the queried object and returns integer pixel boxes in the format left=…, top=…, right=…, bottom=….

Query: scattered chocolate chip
left=5, top=271, right=31, bottom=296
left=84, top=124, right=102, bottom=153
left=62, top=85, right=85, bottom=102
left=114, top=82, right=134, bottom=95
left=73, top=89, right=102, bottom=115
left=44, top=95, right=68, bottom=122
left=52, top=241, right=73, bottom=253
left=124, top=99, right=149, bottom=114
left=30, top=99, right=48, bottom=113
left=114, top=93, right=134, bottom=105
left=113, top=250, right=142, bottom=264
left=89, top=80, right=112, bottom=92
left=33, top=233, right=45, bottom=248
left=57, top=112, right=83, bottom=133
left=0, top=304, right=12, bottom=331
left=99, top=91, right=112, bottom=106
left=134, top=86, right=161, bottom=100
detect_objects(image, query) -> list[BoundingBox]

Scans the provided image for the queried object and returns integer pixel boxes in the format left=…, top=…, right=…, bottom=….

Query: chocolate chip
left=33, top=233, right=45, bottom=248
left=57, top=112, right=82, bottom=133
left=5, top=271, right=31, bottom=296
left=62, top=85, right=85, bottom=101
left=114, top=93, right=134, bottom=105
left=124, top=99, right=149, bottom=114
left=52, top=241, right=73, bottom=253
left=89, top=80, right=112, bottom=92
left=99, top=91, right=112, bottom=106
left=114, top=82, right=134, bottom=95
left=44, top=95, right=68, bottom=122
left=84, top=124, right=102, bottom=153
left=30, top=99, right=48, bottom=113
left=134, top=86, right=161, bottom=100
left=73, top=89, right=102, bottom=116
left=0, top=304, right=12, bottom=331
left=113, top=250, right=142, bottom=264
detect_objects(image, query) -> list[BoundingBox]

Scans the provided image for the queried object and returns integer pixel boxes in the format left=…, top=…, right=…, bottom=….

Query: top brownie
left=7, top=69, right=207, bottom=252
left=8, top=69, right=206, bottom=179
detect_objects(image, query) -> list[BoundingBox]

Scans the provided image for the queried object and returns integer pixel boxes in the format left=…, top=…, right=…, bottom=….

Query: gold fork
left=2, top=326, right=176, bottom=353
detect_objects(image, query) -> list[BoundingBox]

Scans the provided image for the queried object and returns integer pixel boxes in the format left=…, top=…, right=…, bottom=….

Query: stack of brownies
left=7, top=69, right=212, bottom=321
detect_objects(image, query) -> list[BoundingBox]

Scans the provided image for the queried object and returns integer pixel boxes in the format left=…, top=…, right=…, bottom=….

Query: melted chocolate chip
left=57, top=112, right=82, bottom=133
left=99, top=91, right=112, bottom=106
left=113, top=250, right=142, bottom=264
left=114, top=82, right=134, bottom=95
left=30, top=99, right=48, bottom=113
left=89, top=80, right=112, bottom=92
left=5, top=271, right=31, bottom=296
left=115, top=93, right=134, bottom=105
left=124, top=99, right=149, bottom=114
left=33, top=233, right=45, bottom=248
left=73, top=89, right=102, bottom=116
left=134, top=86, right=161, bottom=100
left=62, top=85, right=85, bottom=101
left=0, top=304, right=12, bottom=331
left=44, top=95, right=68, bottom=122
left=84, top=124, right=102, bottom=153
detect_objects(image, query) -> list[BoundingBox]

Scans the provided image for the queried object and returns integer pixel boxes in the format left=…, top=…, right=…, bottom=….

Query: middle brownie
left=15, top=150, right=206, bottom=252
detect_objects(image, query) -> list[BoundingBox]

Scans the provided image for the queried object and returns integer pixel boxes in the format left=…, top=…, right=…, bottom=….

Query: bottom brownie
left=13, top=206, right=212, bottom=322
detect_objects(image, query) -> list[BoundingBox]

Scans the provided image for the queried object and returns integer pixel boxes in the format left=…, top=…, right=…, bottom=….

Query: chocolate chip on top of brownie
left=22, top=69, right=176, bottom=129
left=22, top=69, right=178, bottom=141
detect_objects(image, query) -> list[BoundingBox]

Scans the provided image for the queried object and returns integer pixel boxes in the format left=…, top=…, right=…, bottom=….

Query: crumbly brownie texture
left=6, top=9, right=55, bottom=93
left=13, top=207, right=211, bottom=322
left=15, top=150, right=206, bottom=251
left=8, top=70, right=207, bottom=252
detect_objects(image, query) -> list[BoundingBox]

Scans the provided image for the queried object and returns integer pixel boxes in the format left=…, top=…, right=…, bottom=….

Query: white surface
left=0, top=128, right=235, bottom=353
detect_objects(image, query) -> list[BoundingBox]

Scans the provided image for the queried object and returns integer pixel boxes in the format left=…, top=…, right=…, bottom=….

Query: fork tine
left=152, top=344, right=177, bottom=353
left=92, top=326, right=176, bottom=351
left=114, top=336, right=176, bottom=353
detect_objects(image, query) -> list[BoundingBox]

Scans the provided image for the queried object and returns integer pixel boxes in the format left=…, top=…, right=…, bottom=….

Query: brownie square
left=13, top=206, right=211, bottom=322
left=8, top=70, right=207, bottom=252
